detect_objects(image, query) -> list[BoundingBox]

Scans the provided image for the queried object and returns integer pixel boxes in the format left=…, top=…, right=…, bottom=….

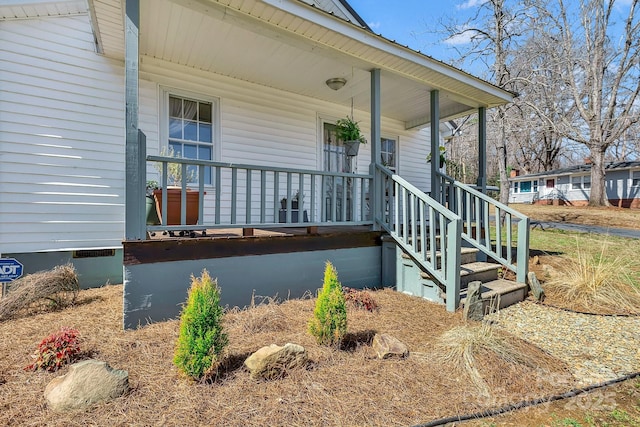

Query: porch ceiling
left=91, top=0, right=513, bottom=127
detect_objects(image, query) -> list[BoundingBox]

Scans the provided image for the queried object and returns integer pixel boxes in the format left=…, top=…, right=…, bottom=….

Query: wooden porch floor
left=146, top=225, right=373, bottom=240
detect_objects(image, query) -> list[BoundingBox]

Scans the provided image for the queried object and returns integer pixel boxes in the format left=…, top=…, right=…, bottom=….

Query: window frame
left=571, top=174, right=591, bottom=190
left=159, top=87, right=221, bottom=186
left=632, top=170, right=640, bottom=187
left=380, top=135, right=399, bottom=173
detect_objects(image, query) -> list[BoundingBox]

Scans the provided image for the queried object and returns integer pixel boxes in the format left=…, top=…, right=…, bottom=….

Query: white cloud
left=443, top=28, right=477, bottom=45
left=457, top=0, right=487, bottom=10
left=368, top=21, right=381, bottom=30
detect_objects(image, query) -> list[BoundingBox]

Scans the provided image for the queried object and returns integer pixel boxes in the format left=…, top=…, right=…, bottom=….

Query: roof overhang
left=90, top=0, right=513, bottom=128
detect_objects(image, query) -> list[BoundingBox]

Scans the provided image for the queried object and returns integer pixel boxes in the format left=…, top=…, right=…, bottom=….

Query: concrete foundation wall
left=4, top=249, right=123, bottom=289
left=123, top=246, right=381, bottom=329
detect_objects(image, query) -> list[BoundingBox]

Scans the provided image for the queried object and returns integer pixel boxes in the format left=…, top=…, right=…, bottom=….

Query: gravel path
left=486, top=301, right=640, bottom=386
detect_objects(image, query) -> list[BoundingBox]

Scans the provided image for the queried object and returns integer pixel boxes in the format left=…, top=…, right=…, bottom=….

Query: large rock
left=463, top=281, right=484, bottom=321
left=372, top=333, right=409, bottom=359
left=244, top=343, right=307, bottom=380
left=44, top=360, right=129, bottom=412
left=528, top=271, right=545, bottom=302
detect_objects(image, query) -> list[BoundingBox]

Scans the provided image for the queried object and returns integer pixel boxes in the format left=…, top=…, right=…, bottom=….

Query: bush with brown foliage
left=343, top=287, right=378, bottom=312
left=0, top=264, right=79, bottom=321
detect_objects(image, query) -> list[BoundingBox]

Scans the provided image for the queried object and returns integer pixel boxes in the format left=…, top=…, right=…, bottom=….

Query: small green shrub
left=173, top=270, right=228, bottom=381
left=308, top=262, right=347, bottom=346
left=25, top=327, right=81, bottom=372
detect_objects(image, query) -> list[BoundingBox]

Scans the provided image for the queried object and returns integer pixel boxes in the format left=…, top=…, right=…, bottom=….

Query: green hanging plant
left=335, top=116, right=367, bottom=144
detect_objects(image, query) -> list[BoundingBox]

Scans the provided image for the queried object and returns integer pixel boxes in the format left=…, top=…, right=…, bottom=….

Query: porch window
left=167, top=94, right=217, bottom=184
left=381, top=137, right=397, bottom=172
left=632, top=171, right=640, bottom=187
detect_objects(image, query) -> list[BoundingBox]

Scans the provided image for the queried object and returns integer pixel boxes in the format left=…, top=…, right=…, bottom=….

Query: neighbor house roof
left=510, top=161, right=640, bottom=181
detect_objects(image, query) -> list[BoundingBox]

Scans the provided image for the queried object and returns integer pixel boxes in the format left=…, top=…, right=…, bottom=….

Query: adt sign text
left=0, top=258, right=23, bottom=282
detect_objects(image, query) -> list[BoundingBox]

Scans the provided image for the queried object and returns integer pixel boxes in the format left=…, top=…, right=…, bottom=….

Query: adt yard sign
left=0, top=258, right=23, bottom=282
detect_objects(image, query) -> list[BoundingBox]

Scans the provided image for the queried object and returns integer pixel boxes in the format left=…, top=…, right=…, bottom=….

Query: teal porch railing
left=146, top=155, right=373, bottom=234
left=436, top=172, right=530, bottom=283
left=375, top=165, right=462, bottom=312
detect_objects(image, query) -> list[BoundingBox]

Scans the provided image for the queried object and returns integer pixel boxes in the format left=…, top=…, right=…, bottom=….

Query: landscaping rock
left=463, top=281, right=484, bottom=321
left=44, top=359, right=128, bottom=412
left=372, top=333, right=408, bottom=359
left=528, top=271, right=545, bottom=302
left=244, top=343, right=307, bottom=380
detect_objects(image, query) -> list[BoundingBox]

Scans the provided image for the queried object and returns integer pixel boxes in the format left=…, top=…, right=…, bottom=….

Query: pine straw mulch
left=0, top=285, right=576, bottom=427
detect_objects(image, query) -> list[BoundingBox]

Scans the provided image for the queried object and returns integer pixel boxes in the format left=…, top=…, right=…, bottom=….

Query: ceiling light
left=326, top=77, right=347, bottom=91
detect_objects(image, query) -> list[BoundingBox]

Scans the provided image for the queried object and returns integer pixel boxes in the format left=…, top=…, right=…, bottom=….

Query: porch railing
left=436, top=172, right=530, bottom=283
left=375, top=165, right=462, bottom=311
left=146, top=155, right=373, bottom=233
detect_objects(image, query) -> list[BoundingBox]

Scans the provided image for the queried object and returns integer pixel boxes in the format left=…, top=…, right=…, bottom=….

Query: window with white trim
left=571, top=175, right=590, bottom=190
left=512, top=182, right=519, bottom=193
left=381, top=137, right=397, bottom=172
left=632, top=171, right=640, bottom=187
left=165, top=93, right=218, bottom=185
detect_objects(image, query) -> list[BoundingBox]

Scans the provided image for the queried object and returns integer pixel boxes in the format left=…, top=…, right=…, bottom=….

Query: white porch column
left=477, top=106, right=487, bottom=193
left=125, top=0, right=145, bottom=240
left=370, top=68, right=381, bottom=230
left=430, top=90, right=440, bottom=201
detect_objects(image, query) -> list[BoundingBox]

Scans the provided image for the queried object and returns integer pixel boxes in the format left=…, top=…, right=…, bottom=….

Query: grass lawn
left=510, top=204, right=640, bottom=231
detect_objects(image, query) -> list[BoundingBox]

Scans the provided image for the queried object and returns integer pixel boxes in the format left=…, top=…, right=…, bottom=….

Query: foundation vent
left=73, top=249, right=116, bottom=258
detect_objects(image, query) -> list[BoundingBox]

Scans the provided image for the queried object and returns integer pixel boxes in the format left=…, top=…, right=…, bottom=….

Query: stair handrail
left=449, top=179, right=530, bottom=283
left=375, top=165, right=462, bottom=311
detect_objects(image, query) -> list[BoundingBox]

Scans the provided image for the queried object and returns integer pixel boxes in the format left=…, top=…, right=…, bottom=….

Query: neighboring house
left=509, top=161, right=640, bottom=208
left=1, top=0, right=530, bottom=328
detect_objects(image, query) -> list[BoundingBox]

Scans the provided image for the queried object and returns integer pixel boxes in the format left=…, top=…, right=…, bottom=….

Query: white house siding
left=0, top=14, right=124, bottom=254
left=139, top=57, right=432, bottom=224
left=1, top=16, right=434, bottom=253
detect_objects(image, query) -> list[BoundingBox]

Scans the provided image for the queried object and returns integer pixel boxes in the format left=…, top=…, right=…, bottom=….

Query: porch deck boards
left=146, top=225, right=372, bottom=240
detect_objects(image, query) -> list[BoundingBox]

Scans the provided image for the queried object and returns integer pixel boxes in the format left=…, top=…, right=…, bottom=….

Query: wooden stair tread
left=402, top=247, right=477, bottom=260
left=460, top=279, right=527, bottom=304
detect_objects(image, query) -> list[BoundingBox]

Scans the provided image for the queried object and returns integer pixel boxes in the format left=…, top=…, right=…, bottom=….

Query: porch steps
left=397, top=248, right=528, bottom=312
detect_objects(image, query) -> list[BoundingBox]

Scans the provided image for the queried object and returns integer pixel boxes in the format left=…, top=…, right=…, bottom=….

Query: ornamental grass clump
left=545, top=239, right=640, bottom=314
left=174, top=270, right=228, bottom=381
left=308, top=261, right=347, bottom=346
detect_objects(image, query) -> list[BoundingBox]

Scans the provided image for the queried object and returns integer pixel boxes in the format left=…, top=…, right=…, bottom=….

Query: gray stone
left=372, top=333, right=409, bottom=359
left=463, top=281, right=484, bottom=321
left=44, top=359, right=128, bottom=412
left=528, top=271, right=545, bottom=302
left=244, top=343, right=307, bottom=380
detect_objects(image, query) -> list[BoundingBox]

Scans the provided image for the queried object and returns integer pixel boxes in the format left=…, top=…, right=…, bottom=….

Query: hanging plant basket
left=343, top=140, right=361, bottom=157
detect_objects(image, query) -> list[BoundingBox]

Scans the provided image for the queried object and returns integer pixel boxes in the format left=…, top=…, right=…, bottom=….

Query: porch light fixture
left=326, top=77, right=347, bottom=91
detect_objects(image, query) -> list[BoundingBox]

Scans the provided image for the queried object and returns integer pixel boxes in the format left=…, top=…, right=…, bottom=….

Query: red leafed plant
left=25, top=327, right=82, bottom=372
left=343, top=287, right=378, bottom=312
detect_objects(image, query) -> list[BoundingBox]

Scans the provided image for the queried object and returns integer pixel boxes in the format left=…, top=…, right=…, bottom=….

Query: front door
left=322, top=123, right=351, bottom=221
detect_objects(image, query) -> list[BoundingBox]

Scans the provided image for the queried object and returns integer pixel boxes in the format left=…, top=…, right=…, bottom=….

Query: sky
left=346, top=0, right=475, bottom=64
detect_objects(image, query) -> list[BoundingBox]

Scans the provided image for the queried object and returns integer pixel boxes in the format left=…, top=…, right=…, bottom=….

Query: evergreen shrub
left=308, top=261, right=347, bottom=346
left=173, top=270, right=228, bottom=381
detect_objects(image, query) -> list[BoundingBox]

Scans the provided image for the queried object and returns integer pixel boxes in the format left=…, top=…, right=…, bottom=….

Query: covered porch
left=100, top=0, right=527, bottom=327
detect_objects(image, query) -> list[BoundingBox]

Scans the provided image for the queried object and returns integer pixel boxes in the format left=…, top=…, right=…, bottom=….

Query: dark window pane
left=169, top=118, right=182, bottom=139
left=183, top=100, right=197, bottom=120
left=198, top=146, right=211, bottom=160
left=199, top=124, right=212, bottom=143
left=169, top=142, right=182, bottom=157
left=199, top=102, right=212, bottom=123
left=184, top=144, right=197, bottom=159
left=183, top=121, right=197, bottom=141
left=169, top=96, right=181, bottom=118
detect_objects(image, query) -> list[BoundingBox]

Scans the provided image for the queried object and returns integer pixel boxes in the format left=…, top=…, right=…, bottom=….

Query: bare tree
left=535, top=0, right=640, bottom=205
left=439, top=0, right=533, bottom=206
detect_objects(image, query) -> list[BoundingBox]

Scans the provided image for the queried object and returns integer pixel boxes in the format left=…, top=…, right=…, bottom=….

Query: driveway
left=530, top=220, right=640, bottom=239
